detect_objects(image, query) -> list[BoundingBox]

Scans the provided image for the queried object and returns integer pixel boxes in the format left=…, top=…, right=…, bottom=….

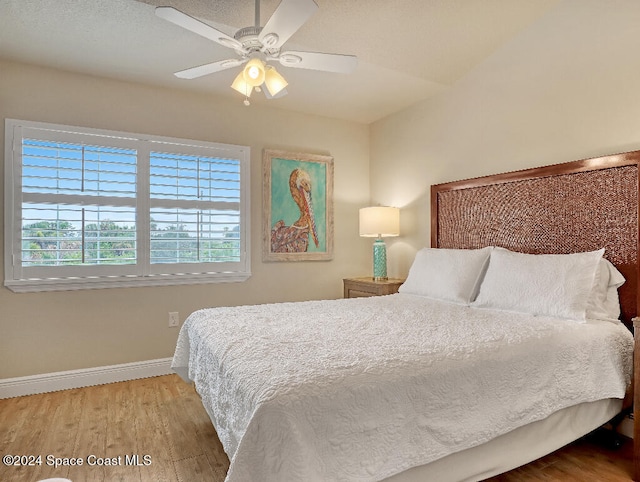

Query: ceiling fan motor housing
left=234, top=26, right=264, bottom=50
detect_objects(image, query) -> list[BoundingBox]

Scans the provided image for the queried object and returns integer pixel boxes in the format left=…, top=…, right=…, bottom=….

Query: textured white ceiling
left=0, top=0, right=561, bottom=123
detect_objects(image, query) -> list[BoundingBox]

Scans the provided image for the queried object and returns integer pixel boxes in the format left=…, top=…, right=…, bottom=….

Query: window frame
left=4, top=119, right=251, bottom=292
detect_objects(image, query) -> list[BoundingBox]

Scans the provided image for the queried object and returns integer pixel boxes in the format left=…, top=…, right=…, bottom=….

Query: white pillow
left=586, top=259, right=625, bottom=322
left=473, top=247, right=604, bottom=321
left=398, top=247, right=492, bottom=304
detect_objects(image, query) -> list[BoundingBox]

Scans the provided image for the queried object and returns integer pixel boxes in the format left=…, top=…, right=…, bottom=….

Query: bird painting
left=270, top=168, right=319, bottom=253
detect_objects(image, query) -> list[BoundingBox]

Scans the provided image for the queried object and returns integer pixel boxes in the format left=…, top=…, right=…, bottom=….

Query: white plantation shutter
left=19, top=132, right=139, bottom=280
left=4, top=119, right=250, bottom=292
left=148, top=144, right=242, bottom=272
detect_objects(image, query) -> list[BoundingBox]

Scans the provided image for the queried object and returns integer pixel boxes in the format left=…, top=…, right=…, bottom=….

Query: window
left=4, top=119, right=250, bottom=292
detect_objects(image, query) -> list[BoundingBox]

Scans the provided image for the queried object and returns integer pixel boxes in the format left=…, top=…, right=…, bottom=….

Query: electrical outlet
left=168, top=312, right=179, bottom=327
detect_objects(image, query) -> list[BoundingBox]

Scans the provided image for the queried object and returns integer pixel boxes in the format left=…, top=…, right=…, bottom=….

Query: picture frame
left=263, top=149, right=334, bottom=261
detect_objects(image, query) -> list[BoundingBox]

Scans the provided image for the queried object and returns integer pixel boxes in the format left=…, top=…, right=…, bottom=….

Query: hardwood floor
left=0, top=375, right=229, bottom=482
left=0, top=374, right=634, bottom=481
left=486, top=431, right=634, bottom=482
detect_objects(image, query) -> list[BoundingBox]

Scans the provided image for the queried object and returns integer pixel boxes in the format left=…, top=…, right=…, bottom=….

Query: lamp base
left=372, top=237, right=388, bottom=280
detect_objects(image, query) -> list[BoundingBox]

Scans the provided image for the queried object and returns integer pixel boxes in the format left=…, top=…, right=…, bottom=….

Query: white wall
left=0, top=60, right=371, bottom=379
left=370, top=0, right=640, bottom=277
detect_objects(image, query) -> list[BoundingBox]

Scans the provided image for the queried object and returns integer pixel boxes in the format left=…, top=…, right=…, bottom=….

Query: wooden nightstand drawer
left=343, top=277, right=404, bottom=298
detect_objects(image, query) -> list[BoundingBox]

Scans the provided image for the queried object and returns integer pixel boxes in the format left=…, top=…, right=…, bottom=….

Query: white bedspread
left=171, top=293, right=633, bottom=482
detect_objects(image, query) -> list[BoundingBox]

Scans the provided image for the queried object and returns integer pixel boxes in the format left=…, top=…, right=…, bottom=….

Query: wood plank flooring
left=0, top=374, right=633, bottom=481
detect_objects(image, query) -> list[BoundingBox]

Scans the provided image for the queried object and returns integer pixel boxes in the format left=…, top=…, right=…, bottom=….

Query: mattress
left=171, top=293, right=633, bottom=482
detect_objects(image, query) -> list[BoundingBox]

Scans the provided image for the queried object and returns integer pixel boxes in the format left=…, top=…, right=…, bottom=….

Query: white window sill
left=4, top=272, right=251, bottom=293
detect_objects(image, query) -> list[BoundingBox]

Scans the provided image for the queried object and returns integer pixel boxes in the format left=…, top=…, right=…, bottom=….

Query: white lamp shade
left=359, top=206, right=400, bottom=237
left=264, top=66, right=288, bottom=96
left=231, top=71, right=253, bottom=97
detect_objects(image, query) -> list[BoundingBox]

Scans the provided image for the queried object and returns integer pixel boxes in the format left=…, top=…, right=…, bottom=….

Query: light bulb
left=242, top=58, right=265, bottom=87
left=247, top=65, right=260, bottom=80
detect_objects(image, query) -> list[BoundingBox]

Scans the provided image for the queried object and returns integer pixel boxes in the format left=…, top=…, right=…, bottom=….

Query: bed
left=172, top=149, right=640, bottom=482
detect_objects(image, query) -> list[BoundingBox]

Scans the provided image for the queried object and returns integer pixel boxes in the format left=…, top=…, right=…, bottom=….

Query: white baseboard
left=0, top=358, right=173, bottom=399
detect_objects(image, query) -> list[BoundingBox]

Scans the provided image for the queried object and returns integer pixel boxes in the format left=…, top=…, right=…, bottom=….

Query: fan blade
left=277, top=51, right=358, bottom=73
left=175, top=59, right=246, bottom=79
left=258, top=0, right=318, bottom=50
left=156, top=6, right=244, bottom=51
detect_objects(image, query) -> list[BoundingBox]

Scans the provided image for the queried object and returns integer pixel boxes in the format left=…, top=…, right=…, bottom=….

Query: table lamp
left=359, top=206, right=400, bottom=280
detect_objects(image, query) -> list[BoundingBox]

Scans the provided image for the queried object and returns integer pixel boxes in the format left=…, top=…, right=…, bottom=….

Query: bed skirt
left=384, top=398, right=621, bottom=481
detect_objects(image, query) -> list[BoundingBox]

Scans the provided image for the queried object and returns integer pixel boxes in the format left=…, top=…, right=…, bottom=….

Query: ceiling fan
left=156, top=0, right=358, bottom=105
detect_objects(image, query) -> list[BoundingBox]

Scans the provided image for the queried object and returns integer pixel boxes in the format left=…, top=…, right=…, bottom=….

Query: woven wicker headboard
left=431, top=151, right=640, bottom=325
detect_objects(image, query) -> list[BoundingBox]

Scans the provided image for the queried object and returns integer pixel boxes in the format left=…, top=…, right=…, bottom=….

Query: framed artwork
left=263, top=149, right=334, bottom=261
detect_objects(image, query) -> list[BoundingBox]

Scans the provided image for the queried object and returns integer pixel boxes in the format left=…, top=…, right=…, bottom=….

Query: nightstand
left=343, top=277, right=404, bottom=298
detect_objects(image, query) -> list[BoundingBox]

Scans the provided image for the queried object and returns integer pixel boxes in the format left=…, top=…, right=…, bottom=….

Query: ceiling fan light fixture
left=264, top=66, right=288, bottom=96
left=243, top=58, right=266, bottom=87
left=157, top=2, right=358, bottom=105
left=231, top=71, right=253, bottom=97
